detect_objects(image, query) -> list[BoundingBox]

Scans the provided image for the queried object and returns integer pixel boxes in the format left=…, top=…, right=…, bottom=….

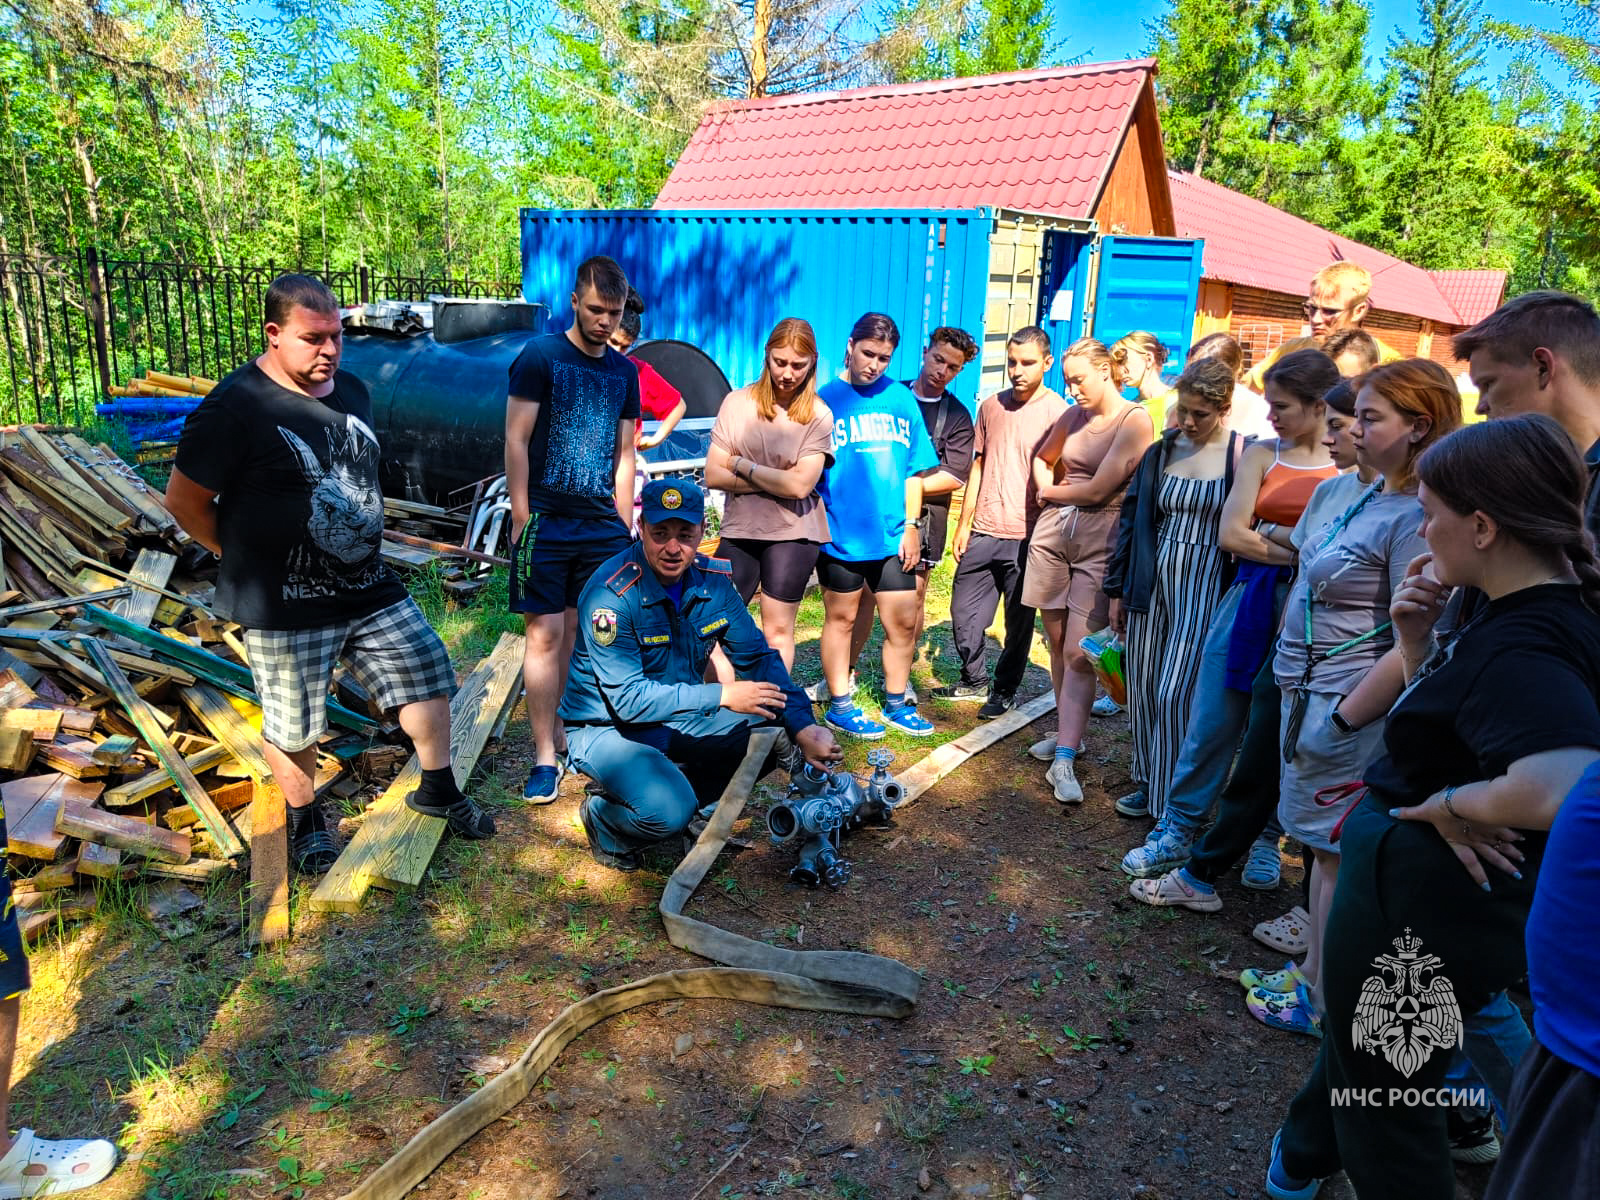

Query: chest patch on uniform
left=640, top=632, right=670, bottom=645
left=591, top=608, right=619, bottom=646
left=699, top=616, right=729, bottom=636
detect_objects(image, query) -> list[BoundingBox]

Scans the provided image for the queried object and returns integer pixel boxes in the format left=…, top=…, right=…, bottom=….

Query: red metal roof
left=1429, top=270, right=1508, bottom=325
left=1169, top=169, right=1493, bottom=326
left=655, top=60, right=1155, bottom=216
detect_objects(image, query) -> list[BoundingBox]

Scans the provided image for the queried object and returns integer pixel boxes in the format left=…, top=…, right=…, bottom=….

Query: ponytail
left=1564, top=535, right=1600, bottom=614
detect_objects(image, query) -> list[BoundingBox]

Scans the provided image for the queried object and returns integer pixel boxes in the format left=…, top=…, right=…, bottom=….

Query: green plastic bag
left=1079, top=628, right=1126, bottom=706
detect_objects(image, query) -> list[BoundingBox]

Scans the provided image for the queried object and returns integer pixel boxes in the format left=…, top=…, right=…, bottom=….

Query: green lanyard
left=1300, top=480, right=1391, bottom=680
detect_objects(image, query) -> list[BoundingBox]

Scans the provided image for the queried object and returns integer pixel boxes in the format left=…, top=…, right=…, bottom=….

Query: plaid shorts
left=244, top=598, right=456, bottom=752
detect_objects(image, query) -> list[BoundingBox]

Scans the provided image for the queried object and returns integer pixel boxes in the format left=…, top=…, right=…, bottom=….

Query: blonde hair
left=1311, top=261, right=1373, bottom=304
left=751, top=317, right=821, bottom=424
left=1110, top=331, right=1169, bottom=387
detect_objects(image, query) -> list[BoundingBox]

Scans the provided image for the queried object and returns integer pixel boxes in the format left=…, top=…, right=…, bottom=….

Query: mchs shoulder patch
left=606, top=561, right=643, bottom=595
left=590, top=607, right=619, bottom=646
left=695, top=554, right=733, bottom=575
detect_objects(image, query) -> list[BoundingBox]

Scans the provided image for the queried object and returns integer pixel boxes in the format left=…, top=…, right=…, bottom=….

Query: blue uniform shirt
left=816, top=376, right=938, bottom=562
left=559, top=542, right=817, bottom=734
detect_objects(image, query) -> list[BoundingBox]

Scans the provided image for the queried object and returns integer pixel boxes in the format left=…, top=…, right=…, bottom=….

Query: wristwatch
left=907, top=517, right=925, bottom=529
left=1329, top=707, right=1356, bottom=734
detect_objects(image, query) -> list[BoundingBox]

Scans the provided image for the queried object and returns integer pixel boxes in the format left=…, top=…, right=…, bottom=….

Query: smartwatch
left=1329, top=707, right=1356, bottom=735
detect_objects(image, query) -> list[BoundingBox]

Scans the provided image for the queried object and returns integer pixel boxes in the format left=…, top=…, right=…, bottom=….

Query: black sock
left=416, top=766, right=464, bottom=809
left=286, top=800, right=326, bottom=838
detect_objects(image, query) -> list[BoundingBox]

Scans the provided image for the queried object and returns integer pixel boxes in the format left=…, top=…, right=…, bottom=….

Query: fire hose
left=336, top=729, right=923, bottom=1200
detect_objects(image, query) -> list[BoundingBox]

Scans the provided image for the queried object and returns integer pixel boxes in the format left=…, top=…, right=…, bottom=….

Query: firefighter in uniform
left=562, top=478, right=843, bottom=869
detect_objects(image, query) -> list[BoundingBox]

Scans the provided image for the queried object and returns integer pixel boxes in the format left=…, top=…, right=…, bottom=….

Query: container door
left=981, top=215, right=1051, bottom=402
left=1036, top=229, right=1094, bottom=397
left=1086, top=235, right=1205, bottom=386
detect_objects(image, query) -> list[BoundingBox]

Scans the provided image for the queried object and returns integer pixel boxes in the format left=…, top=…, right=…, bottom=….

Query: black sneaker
left=977, top=691, right=1015, bottom=719
left=577, top=795, right=641, bottom=872
left=933, top=681, right=988, bottom=702
left=1447, top=1105, right=1500, bottom=1164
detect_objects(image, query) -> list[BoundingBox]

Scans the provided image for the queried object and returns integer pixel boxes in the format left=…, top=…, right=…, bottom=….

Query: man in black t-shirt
left=168, top=275, right=493, bottom=874
left=504, top=255, right=642, bottom=805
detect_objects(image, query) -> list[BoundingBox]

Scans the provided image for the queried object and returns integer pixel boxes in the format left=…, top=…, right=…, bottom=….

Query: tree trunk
left=750, top=0, right=773, bottom=97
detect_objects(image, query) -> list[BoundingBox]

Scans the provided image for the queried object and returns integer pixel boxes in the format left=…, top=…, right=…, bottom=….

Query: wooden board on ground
left=1, top=708, right=62, bottom=740
left=894, top=690, right=1058, bottom=808
left=76, top=841, right=123, bottom=878
left=36, top=738, right=108, bottom=778
left=91, top=734, right=140, bottom=765
left=112, top=549, right=177, bottom=629
left=0, top=726, right=36, bottom=772
left=103, top=742, right=232, bottom=806
left=54, top=800, right=191, bottom=863
left=164, top=778, right=252, bottom=829
left=179, top=683, right=272, bottom=783
left=78, top=639, right=244, bottom=858
left=3, top=774, right=104, bottom=859
left=310, top=632, right=523, bottom=913
left=249, top=779, right=290, bottom=945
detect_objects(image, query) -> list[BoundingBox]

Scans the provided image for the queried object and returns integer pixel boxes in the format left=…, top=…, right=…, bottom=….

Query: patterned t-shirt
left=507, top=333, right=642, bottom=521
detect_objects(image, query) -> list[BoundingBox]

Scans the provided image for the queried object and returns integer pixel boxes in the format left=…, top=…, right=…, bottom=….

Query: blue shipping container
left=521, top=208, right=1204, bottom=410
left=520, top=209, right=993, bottom=395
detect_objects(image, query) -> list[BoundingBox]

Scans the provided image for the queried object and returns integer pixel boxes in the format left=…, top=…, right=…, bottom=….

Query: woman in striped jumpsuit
left=1107, top=359, right=1241, bottom=822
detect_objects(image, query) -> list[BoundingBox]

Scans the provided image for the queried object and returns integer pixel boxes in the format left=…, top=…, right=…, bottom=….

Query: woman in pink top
left=704, top=318, right=834, bottom=669
left=1023, top=337, right=1154, bottom=805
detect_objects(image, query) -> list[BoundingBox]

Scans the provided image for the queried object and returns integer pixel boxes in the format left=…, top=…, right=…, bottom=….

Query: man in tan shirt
left=939, top=327, right=1068, bottom=718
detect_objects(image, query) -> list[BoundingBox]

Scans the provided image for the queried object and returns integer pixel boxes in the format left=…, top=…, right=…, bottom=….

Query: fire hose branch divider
left=335, top=729, right=922, bottom=1200
left=337, top=694, right=1056, bottom=1198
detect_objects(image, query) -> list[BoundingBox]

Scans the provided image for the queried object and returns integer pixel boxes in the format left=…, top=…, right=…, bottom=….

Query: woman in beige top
left=704, top=317, right=834, bottom=669
left=1024, top=337, right=1153, bottom=804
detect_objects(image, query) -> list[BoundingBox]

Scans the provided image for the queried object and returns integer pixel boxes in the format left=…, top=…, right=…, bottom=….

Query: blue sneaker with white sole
left=523, top=761, right=564, bottom=805
left=825, top=705, right=886, bottom=740
left=883, top=704, right=933, bottom=736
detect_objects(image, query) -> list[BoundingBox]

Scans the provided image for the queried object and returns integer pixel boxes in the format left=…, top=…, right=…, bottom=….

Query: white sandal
left=1253, top=905, right=1312, bottom=955
left=0, top=1128, right=117, bottom=1197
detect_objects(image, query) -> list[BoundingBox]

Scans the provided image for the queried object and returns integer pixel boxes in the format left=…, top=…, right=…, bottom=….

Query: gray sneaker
left=1030, top=735, right=1086, bottom=760
left=1047, top=757, right=1083, bottom=805
left=1114, top=789, right=1149, bottom=818
left=1121, top=829, right=1193, bottom=878
left=806, top=670, right=858, bottom=704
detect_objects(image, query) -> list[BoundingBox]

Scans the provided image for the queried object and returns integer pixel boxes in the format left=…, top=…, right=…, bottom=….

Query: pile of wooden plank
left=0, top=424, right=527, bottom=943
left=380, top=495, right=506, bottom=597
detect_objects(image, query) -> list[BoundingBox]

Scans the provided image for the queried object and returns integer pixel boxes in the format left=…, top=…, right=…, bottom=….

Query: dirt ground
left=13, top=662, right=1500, bottom=1199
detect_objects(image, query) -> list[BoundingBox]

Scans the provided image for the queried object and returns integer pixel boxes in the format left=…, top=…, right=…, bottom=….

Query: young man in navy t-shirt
left=505, top=256, right=641, bottom=803
left=815, top=313, right=939, bottom=739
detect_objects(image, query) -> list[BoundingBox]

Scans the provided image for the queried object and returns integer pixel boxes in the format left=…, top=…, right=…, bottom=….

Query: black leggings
left=722, top=537, right=821, bottom=605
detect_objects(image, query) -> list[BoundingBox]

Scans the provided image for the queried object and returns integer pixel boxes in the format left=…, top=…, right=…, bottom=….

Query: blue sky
left=1057, top=0, right=1575, bottom=86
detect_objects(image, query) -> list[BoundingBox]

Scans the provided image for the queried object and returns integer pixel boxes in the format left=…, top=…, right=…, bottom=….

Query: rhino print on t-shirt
left=278, top=414, right=387, bottom=601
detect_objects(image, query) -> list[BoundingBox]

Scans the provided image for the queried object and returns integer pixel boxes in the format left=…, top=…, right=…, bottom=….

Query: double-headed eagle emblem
left=1351, top=929, right=1463, bottom=1078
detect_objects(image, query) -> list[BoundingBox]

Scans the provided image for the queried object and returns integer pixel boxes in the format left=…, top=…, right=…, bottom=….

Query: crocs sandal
left=1246, top=983, right=1323, bottom=1038
left=824, top=705, right=885, bottom=740
left=1240, top=960, right=1309, bottom=994
left=1128, top=869, right=1223, bottom=912
left=882, top=704, right=933, bottom=736
left=0, top=1128, right=117, bottom=1197
left=1254, top=906, right=1312, bottom=955
left=404, top=791, right=496, bottom=839
left=290, top=828, right=339, bottom=875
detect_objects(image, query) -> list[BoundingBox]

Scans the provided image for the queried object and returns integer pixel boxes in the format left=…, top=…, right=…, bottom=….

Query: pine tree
left=1146, top=0, right=1263, bottom=177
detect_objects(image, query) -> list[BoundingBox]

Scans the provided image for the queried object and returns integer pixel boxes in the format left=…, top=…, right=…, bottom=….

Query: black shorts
left=510, top=513, right=633, bottom=615
left=721, top=538, right=821, bottom=605
left=816, top=551, right=919, bottom=594
left=0, top=830, right=31, bottom=1000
